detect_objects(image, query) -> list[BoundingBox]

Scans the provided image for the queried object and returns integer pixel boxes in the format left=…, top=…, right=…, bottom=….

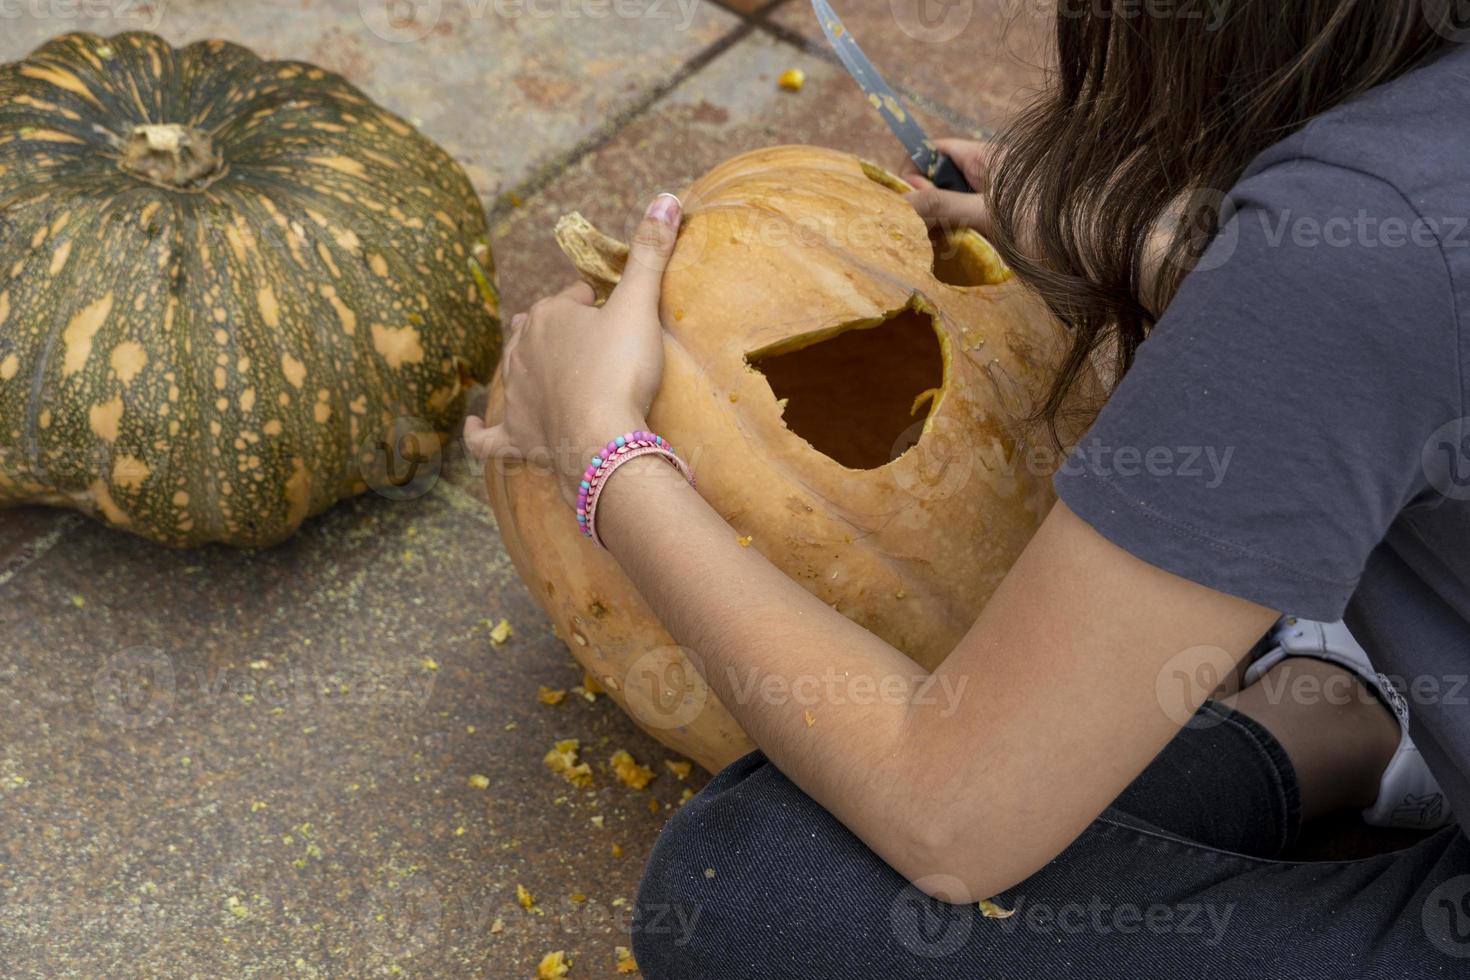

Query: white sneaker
left=1244, top=617, right=1453, bottom=831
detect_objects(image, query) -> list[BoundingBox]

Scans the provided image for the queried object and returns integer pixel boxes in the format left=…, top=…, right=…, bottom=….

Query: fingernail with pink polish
left=647, top=192, right=682, bottom=226
left=511, top=313, right=528, bottom=329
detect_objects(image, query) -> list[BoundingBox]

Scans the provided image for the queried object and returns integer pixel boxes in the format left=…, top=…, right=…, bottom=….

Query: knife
left=811, top=0, right=972, bottom=193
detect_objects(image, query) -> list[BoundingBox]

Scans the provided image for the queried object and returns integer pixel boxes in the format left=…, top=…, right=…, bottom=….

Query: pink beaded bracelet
left=577, top=430, right=695, bottom=548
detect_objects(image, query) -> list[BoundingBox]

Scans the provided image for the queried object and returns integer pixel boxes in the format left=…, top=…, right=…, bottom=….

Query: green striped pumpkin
left=0, top=32, right=501, bottom=546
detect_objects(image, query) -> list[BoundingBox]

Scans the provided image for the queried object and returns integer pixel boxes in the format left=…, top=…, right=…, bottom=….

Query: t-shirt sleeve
left=1054, top=159, right=1463, bottom=621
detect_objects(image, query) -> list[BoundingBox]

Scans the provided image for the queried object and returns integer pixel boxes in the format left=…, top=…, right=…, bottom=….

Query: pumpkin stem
left=118, top=124, right=225, bottom=191
left=554, top=212, right=628, bottom=304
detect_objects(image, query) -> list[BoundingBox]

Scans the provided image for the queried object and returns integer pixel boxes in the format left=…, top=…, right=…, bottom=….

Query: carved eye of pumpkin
left=0, top=32, right=501, bottom=547
left=490, top=145, right=1094, bottom=772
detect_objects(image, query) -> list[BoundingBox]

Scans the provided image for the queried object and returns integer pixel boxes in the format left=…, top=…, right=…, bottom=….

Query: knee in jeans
left=631, top=753, right=823, bottom=975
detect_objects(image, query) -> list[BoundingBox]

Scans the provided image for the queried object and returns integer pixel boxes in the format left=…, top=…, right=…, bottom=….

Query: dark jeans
left=632, top=701, right=1470, bottom=979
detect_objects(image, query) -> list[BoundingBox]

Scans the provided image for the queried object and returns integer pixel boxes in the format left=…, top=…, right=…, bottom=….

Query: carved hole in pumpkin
left=931, top=228, right=1012, bottom=288
left=856, top=160, right=1013, bottom=289
left=747, top=300, right=946, bottom=470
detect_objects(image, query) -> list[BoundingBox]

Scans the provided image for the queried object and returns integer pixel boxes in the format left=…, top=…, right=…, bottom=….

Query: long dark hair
left=989, top=1, right=1456, bottom=436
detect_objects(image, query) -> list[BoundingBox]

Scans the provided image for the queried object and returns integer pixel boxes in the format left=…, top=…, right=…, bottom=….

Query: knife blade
left=810, top=0, right=972, bottom=193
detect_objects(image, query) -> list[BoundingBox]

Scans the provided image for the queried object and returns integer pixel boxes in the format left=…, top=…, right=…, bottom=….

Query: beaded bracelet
left=577, top=430, right=696, bottom=548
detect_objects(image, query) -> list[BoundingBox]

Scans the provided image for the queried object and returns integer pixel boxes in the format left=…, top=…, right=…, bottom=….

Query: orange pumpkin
left=486, top=146, right=1091, bottom=771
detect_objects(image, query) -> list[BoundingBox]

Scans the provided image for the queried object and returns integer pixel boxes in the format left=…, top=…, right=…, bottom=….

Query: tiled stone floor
left=0, top=2, right=1049, bottom=975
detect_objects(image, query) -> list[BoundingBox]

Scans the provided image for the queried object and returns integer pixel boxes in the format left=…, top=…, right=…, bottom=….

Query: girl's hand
left=464, top=193, right=683, bottom=505
left=900, top=137, right=995, bottom=236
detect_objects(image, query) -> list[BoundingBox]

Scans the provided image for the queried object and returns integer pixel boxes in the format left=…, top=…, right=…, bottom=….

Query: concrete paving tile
left=0, top=4, right=982, bottom=976
left=0, top=0, right=741, bottom=205
left=772, top=0, right=1054, bottom=130
left=0, top=509, right=82, bottom=589
left=0, top=484, right=706, bottom=977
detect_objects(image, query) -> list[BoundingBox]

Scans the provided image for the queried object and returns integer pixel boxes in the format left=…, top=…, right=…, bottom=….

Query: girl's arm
left=468, top=194, right=1279, bottom=901
left=597, top=456, right=1276, bottom=899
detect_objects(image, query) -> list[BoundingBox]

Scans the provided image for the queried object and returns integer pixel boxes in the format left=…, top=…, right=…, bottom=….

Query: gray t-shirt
left=1055, top=44, right=1470, bottom=836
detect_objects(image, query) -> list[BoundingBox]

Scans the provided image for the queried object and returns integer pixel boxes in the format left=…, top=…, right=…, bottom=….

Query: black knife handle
left=929, top=153, right=973, bottom=194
